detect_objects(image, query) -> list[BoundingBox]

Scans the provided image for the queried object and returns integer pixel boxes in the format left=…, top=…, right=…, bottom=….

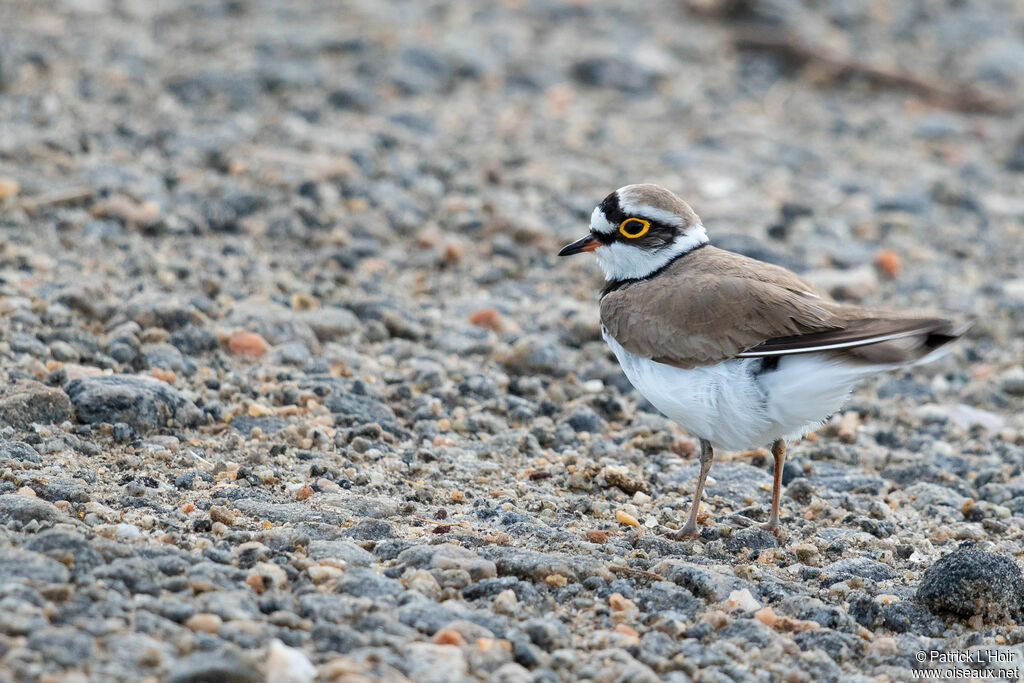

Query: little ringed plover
left=559, top=184, right=968, bottom=538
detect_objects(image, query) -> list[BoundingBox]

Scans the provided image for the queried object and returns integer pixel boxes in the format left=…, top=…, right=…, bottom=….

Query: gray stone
left=0, top=440, right=42, bottom=463
left=307, top=540, right=375, bottom=566
left=917, top=550, right=1024, bottom=620
left=335, top=566, right=403, bottom=599
left=0, top=548, right=70, bottom=583
left=65, top=375, right=202, bottom=431
left=0, top=494, right=65, bottom=524
left=571, top=56, right=662, bottom=94
left=25, top=530, right=106, bottom=580
left=27, top=627, right=94, bottom=668
left=793, top=629, right=864, bottom=663
left=0, top=380, right=74, bottom=428
left=122, top=293, right=203, bottom=330
left=141, top=342, right=197, bottom=374
left=726, top=527, right=778, bottom=552
left=820, top=558, right=894, bottom=584
left=223, top=299, right=319, bottom=347
left=163, top=647, right=261, bottom=683
left=523, top=618, right=570, bottom=652
left=501, top=336, right=567, bottom=377
left=396, top=543, right=497, bottom=581
left=92, top=558, right=161, bottom=596
left=325, top=391, right=397, bottom=426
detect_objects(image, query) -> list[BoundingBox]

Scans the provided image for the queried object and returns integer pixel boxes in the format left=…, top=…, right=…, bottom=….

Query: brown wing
left=600, top=247, right=843, bottom=368
left=600, top=246, right=966, bottom=368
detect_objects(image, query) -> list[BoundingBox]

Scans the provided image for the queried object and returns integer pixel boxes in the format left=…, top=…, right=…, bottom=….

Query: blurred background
left=1, top=1, right=1024, bottom=680
left=2, top=1, right=1022, bottom=316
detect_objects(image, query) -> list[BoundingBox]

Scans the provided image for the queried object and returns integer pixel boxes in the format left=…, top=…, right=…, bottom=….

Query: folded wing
left=599, top=246, right=967, bottom=369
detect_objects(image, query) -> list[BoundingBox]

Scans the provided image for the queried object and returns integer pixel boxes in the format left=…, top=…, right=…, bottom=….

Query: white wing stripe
left=736, top=327, right=932, bottom=357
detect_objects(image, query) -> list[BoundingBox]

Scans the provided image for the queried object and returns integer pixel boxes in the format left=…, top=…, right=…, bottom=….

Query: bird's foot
left=673, top=523, right=700, bottom=540
left=760, top=521, right=781, bottom=537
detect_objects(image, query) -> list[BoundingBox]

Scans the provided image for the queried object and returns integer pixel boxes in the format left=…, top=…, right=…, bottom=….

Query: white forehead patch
left=617, top=199, right=686, bottom=228
left=590, top=207, right=616, bottom=235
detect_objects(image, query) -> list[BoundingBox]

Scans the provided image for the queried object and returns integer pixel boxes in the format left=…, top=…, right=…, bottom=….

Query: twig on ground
left=733, top=28, right=1012, bottom=115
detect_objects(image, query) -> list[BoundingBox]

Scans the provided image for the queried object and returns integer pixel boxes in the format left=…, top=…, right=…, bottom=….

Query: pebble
left=185, top=613, right=223, bottom=634
left=164, top=648, right=260, bottom=683
left=917, top=550, right=1024, bottom=621
left=0, top=380, right=74, bottom=429
left=0, top=178, right=19, bottom=199
left=615, top=510, right=639, bottom=526
left=65, top=375, right=202, bottom=431
left=265, top=640, right=317, bottom=683
left=724, top=589, right=762, bottom=613
left=404, top=643, right=468, bottom=683
left=228, top=331, right=269, bottom=358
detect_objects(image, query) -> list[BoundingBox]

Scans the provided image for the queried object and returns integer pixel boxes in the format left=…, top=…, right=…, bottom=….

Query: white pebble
left=265, top=640, right=316, bottom=683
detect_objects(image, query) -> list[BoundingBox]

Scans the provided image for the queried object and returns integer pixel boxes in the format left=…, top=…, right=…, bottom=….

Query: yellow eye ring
left=619, top=217, right=650, bottom=239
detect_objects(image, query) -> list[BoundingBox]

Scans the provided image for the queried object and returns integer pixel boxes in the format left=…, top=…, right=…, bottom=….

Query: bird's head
left=558, top=184, right=708, bottom=281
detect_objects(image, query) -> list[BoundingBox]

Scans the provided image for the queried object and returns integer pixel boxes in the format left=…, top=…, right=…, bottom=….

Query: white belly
left=603, top=330, right=880, bottom=451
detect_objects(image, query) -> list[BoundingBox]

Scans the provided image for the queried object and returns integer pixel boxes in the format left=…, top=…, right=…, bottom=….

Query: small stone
left=837, top=411, right=860, bottom=443
left=609, top=593, right=638, bottom=620
left=999, top=367, right=1024, bottom=397
left=265, top=639, right=316, bottom=683
left=615, top=510, right=639, bottom=526
left=245, top=573, right=265, bottom=593
left=0, top=546, right=71, bottom=583
left=917, top=549, right=1024, bottom=621
left=295, top=484, right=314, bottom=500
left=725, top=588, right=761, bottom=612
left=27, top=627, right=93, bottom=668
left=601, top=466, right=649, bottom=495
left=468, top=308, right=505, bottom=333
left=493, top=589, right=518, bottom=616
left=65, top=375, right=201, bottom=431
left=523, top=618, right=571, bottom=652
left=754, top=607, right=819, bottom=632
left=91, top=195, right=160, bottom=225
left=0, top=494, right=63, bottom=524
left=404, top=643, right=468, bottom=683
left=432, top=629, right=466, bottom=646
left=210, top=506, right=236, bottom=525
left=790, top=542, right=820, bottom=565
left=228, top=330, right=269, bottom=358
left=0, top=178, right=19, bottom=199
left=308, top=565, right=343, bottom=585
left=584, top=530, right=608, bottom=544
left=115, top=523, right=141, bottom=541
left=249, top=562, right=287, bottom=592
left=571, top=55, right=662, bottom=94
left=151, top=367, right=177, bottom=383
left=185, top=613, right=223, bottom=634
left=873, top=249, right=901, bottom=278
left=545, top=573, right=567, bottom=587
left=402, top=568, right=442, bottom=601
left=0, top=380, right=74, bottom=429
left=164, top=648, right=259, bottom=683
left=0, top=441, right=42, bottom=463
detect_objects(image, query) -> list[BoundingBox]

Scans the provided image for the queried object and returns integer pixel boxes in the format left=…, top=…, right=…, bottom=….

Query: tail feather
left=843, top=319, right=972, bottom=365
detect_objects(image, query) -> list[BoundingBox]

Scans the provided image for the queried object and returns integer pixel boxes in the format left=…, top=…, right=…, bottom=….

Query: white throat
left=594, top=225, right=709, bottom=281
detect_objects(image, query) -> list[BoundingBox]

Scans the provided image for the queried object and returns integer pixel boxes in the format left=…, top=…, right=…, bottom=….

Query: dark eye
left=619, top=217, right=650, bottom=239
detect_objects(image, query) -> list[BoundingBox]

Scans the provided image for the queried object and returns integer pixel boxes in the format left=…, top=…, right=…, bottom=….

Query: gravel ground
left=2, top=0, right=1024, bottom=681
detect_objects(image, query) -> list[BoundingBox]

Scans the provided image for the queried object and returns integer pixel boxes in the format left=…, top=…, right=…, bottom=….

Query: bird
left=558, top=183, right=969, bottom=538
